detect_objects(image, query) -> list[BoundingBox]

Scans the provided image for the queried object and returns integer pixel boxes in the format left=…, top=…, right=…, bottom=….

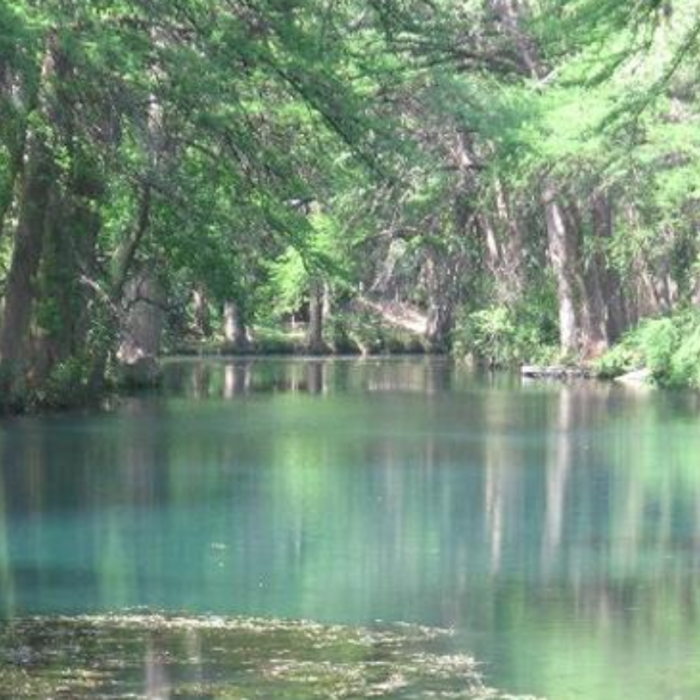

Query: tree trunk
left=0, top=138, right=52, bottom=366
left=112, top=185, right=151, bottom=300
left=306, top=278, right=326, bottom=354
left=0, top=62, right=31, bottom=244
left=117, top=269, right=164, bottom=386
left=590, top=192, right=628, bottom=343
left=542, top=183, right=583, bottom=357
left=0, top=128, right=26, bottom=247
left=33, top=147, right=104, bottom=382
left=87, top=184, right=152, bottom=395
left=424, top=245, right=460, bottom=352
left=223, top=300, right=249, bottom=351
left=562, top=201, right=609, bottom=359
left=0, top=42, right=58, bottom=394
left=580, top=262, right=610, bottom=359
left=192, top=287, right=211, bottom=338
left=494, top=180, right=528, bottom=298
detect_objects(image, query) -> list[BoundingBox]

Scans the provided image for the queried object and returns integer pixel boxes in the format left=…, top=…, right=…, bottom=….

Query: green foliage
left=251, top=327, right=300, bottom=355
left=7, top=0, right=700, bottom=408
left=595, top=342, right=642, bottom=380
left=454, top=303, right=559, bottom=367
left=0, top=361, right=27, bottom=413
left=0, top=615, right=520, bottom=700
left=265, top=246, right=310, bottom=318
left=597, top=311, right=700, bottom=388
left=32, top=356, right=96, bottom=410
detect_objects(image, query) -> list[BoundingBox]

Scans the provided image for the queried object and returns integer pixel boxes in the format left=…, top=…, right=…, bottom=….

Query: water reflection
left=162, top=356, right=467, bottom=397
left=145, top=640, right=171, bottom=699
left=1, top=358, right=700, bottom=699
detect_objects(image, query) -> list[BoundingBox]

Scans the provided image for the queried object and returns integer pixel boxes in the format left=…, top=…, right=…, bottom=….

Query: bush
left=33, top=356, right=95, bottom=409
left=596, top=310, right=700, bottom=388
left=595, top=342, right=642, bottom=379
left=453, top=304, right=558, bottom=367
left=669, top=323, right=700, bottom=387
left=0, top=361, right=27, bottom=414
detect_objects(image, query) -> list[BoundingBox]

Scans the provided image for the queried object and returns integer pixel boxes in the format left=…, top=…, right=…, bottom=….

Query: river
left=1, top=357, right=699, bottom=699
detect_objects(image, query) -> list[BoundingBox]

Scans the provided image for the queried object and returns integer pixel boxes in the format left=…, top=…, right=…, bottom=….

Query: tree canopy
left=2, top=0, right=700, bottom=408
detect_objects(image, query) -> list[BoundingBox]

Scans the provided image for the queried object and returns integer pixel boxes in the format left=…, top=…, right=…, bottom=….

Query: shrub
left=597, top=310, right=700, bottom=388
left=34, top=356, right=94, bottom=409
left=454, top=304, right=559, bottom=367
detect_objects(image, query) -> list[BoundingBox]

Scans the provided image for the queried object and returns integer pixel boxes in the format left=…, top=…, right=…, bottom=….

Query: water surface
left=1, top=357, right=700, bottom=699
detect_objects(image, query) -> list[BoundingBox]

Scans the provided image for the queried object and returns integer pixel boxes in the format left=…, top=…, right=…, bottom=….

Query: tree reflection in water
left=1, top=358, right=700, bottom=699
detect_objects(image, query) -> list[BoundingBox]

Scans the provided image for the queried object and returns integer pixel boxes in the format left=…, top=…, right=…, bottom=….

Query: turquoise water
left=2, top=357, right=700, bottom=699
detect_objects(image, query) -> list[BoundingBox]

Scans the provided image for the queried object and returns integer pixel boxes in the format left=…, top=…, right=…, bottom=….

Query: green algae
left=0, top=615, right=542, bottom=699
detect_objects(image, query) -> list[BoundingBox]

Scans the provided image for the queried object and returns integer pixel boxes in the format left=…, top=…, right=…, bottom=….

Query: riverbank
left=595, top=310, right=700, bottom=389
left=166, top=320, right=429, bottom=358
left=6, top=307, right=700, bottom=417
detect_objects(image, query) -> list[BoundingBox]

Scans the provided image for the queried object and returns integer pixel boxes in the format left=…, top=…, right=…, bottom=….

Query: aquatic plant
left=0, top=614, right=543, bottom=699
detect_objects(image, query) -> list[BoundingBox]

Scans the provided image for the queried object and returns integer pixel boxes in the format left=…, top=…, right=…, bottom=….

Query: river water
left=1, top=357, right=699, bottom=699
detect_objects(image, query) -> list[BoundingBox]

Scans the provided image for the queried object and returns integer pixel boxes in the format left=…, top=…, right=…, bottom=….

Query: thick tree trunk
left=580, top=264, right=610, bottom=358
left=424, top=246, right=459, bottom=351
left=86, top=185, right=152, bottom=395
left=192, top=287, right=211, bottom=338
left=33, top=156, right=103, bottom=382
left=0, top=133, right=25, bottom=247
left=223, top=300, right=249, bottom=351
left=120, top=272, right=164, bottom=359
left=0, top=43, right=58, bottom=394
left=590, top=192, right=628, bottom=343
left=306, top=278, right=326, bottom=354
left=542, top=183, right=583, bottom=357
left=544, top=189, right=625, bottom=360
left=0, top=64, right=30, bottom=244
left=117, top=269, right=164, bottom=386
left=562, top=201, right=609, bottom=359
left=0, top=138, right=52, bottom=366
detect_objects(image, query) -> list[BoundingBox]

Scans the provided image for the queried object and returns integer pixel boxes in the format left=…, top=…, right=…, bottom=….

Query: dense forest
left=2, top=0, right=700, bottom=410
